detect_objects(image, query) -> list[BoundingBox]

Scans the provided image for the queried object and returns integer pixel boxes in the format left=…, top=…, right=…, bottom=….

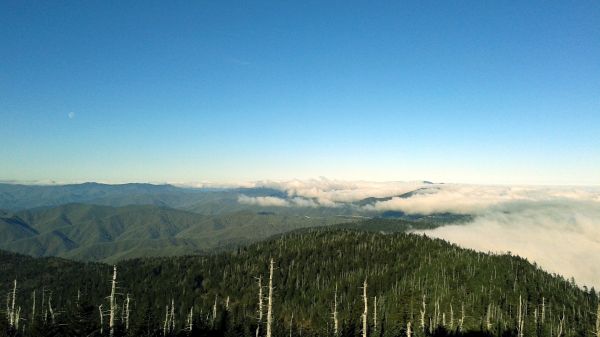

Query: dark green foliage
left=1, top=229, right=597, bottom=336
left=0, top=204, right=357, bottom=262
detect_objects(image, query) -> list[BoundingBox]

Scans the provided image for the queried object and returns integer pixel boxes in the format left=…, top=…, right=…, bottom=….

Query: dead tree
left=420, top=295, right=426, bottom=333
left=187, top=307, right=193, bottom=333
left=109, top=265, right=117, bottom=337
left=99, top=305, right=104, bottom=335
left=170, top=298, right=176, bottom=332
left=373, top=296, right=378, bottom=333
left=31, top=290, right=36, bottom=329
left=266, top=258, right=275, bottom=337
left=125, top=293, right=131, bottom=332
left=212, top=295, right=217, bottom=327
left=48, top=293, right=55, bottom=324
left=332, top=284, right=339, bottom=336
left=516, top=295, right=524, bottom=337
left=8, top=279, right=17, bottom=328
left=362, top=279, right=368, bottom=337
left=542, top=297, right=546, bottom=324
left=163, top=304, right=169, bottom=336
left=256, top=276, right=263, bottom=337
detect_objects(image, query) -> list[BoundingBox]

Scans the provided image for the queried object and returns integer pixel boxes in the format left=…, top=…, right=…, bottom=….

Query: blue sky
left=1, top=1, right=599, bottom=184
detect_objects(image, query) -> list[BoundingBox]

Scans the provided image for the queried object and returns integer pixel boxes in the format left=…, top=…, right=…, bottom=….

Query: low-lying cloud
left=234, top=178, right=600, bottom=288
left=237, top=195, right=290, bottom=207
left=238, top=195, right=319, bottom=208
left=366, top=184, right=600, bottom=215
left=413, top=200, right=600, bottom=288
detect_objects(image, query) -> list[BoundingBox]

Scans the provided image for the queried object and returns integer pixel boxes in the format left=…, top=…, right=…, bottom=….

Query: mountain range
left=0, top=182, right=469, bottom=262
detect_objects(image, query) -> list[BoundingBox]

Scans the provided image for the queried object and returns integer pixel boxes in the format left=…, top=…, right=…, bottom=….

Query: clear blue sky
left=1, top=1, right=599, bottom=184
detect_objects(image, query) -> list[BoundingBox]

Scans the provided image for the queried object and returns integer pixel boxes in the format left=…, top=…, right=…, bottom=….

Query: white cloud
left=68, top=111, right=76, bottom=119
left=253, top=178, right=428, bottom=206
left=209, top=178, right=600, bottom=287
left=366, top=184, right=600, bottom=215
left=237, top=194, right=322, bottom=208
left=237, top=195, right=290, bottom=207
left=413, top=200, right=600, bottom=288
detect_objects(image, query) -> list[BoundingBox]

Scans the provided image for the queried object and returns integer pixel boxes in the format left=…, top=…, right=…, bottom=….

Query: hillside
left=0, top=203, right=358, bottom=262
left=1, top=229, right=597, bottom=337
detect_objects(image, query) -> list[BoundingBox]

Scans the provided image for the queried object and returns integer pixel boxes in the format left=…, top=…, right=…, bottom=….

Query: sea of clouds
left=231, top=178, right=600, bottom=288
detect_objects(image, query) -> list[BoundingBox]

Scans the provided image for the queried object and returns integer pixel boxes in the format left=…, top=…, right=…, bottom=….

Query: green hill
left=1, top=229, right=597, bottom=337
left=0, top=203, right=358, bottom=262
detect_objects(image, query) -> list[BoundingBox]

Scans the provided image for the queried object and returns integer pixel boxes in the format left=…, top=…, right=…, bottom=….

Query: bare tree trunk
left=450, top=303, right=454, bottom=331
left=14, top=307, right=20, bottom=330
left=31, top=290, right=36, bottom=327
left=256, top=276, right=263, bottom=337
left=125, top=293, right=130, bottom=332
left=42, top=288, right=47, bottom=324
left=541, top=297, right=546, bottom=324
left=266, top=258, right=275, bottom=337
left=99, top=304, right=104, bottom=335
left=163, top=304, right=169, bottom=336
left=362, top=279, right=368, bottom=337
left=373, top=296, right=377, bottom=333
left=516, top=295, right=524, bottom=337
left=406, top=321, right=412, bottom=337
left=212, top=295, right=217, bottom=327
left=187, top=307, right=193, bottom=333
left=170, top=298, right=175, bottom=332
left=420, top=295, right=426, bottom=333
left=48, top=294, right=55, bottom=324
left=333, top=284, right=339, bottom=336
left=9, top=279, right=16, bottom=328
left=109, top=265, right=117, bottom=337
left=557, top=308, right=565, bottom=337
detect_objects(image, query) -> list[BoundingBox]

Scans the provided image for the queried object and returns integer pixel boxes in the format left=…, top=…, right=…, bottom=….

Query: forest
left=2, top=227, right=598, bottom=337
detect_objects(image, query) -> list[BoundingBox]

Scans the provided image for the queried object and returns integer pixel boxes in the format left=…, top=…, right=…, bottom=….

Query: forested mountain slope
left=1, top=229, right=597, bottom=337
left=0, top=204, right=357, bottom=262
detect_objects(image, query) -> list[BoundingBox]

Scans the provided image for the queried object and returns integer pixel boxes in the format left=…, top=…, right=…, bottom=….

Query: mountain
left=0, top=203, right=359, bottom=262
left=0, top=182, right=225, bottom=211
left=0, top=182, right=473, bottom=223
left=1, top=228, right=597, bottom=336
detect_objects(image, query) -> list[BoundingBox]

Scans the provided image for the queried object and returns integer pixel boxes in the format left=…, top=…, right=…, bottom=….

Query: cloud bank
left=234, top=178, right=600, bottom=288
left=413, top=200, right=600, bottom=288
left=237, top=195, right=319, bottom=208
left=366, top=184, right=600, bottom=215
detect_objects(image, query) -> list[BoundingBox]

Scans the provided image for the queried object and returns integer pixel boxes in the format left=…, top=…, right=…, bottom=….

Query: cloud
left=413, top=199, right=600, bottom=288
left=238, top=195, right=290, bottom=207
left=237, top=195, right=321, bottom=208
left=252, top=178, right=428, bottom=206
left=233, top=179, right=600, bottom=288
left=68, top=111, right=75, bottom=119
left=366, top=184, right=600, bottom=215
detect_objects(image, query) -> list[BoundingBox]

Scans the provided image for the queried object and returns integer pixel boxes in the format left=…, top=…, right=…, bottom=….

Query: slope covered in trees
left=1, top=228, right=597, bottom=337
left=0, top=204, right=357, bottom=262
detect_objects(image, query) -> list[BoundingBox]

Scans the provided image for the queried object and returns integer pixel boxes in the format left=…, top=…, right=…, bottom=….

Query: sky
left=1, top=1, right=599, bottom=185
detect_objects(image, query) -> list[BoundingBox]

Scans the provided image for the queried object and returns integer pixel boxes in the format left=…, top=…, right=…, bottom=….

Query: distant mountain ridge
left=0, top=182, right=472, bottom=263
left=0, top=203, right=359, bottom=262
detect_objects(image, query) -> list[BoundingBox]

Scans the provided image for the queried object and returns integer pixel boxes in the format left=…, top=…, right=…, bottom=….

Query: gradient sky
left=1, top=1, right=599, bottom=185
